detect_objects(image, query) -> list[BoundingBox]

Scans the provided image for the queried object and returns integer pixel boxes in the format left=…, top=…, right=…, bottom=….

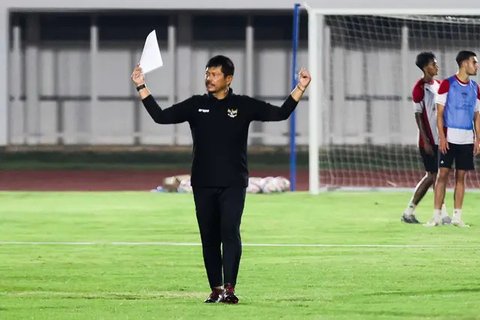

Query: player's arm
left=474, top=89, right=480, bottom=155
left=474, top=111, right=480, bottom=155
left=131, top=65, right=191, bottom=124
left=411, top=83, right=433, bottom=155
left=435, top=80, right=449, bottom=154
left=415, top=112, right=433, bottom=155
left=436, top=103, right=448, bottom=154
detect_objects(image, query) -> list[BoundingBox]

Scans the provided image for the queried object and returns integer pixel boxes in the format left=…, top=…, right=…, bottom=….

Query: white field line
left=0, top=241, right=477, bottom=249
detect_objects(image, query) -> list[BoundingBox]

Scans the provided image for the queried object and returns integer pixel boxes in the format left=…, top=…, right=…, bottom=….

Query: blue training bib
left=444, top=76, right=477, bottom=130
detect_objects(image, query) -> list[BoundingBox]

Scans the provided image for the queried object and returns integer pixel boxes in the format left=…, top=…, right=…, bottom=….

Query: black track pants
left=193, top=186, right=246, bottom=288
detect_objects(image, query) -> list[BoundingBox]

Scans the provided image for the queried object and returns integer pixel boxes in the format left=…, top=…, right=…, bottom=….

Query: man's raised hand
left=131, top=64, right=145, bottom=86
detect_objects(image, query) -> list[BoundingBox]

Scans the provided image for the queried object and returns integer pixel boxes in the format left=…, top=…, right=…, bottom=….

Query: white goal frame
left=306, top=0, right=480, bottom=194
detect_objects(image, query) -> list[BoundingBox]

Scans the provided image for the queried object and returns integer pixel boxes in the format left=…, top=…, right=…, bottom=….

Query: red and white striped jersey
left=412, top=78, right=440, bottom=148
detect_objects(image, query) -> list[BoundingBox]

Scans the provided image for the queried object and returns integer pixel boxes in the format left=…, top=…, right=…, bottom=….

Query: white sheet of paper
left=139, top=30, right=163, bottom=74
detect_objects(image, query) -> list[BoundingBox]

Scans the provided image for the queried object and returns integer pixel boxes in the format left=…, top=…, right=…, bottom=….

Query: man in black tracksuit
left=131, top=55, right=311, bottom=304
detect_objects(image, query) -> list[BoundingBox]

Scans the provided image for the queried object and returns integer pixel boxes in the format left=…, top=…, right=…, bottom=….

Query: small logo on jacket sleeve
left=227, top=108, right=238, bottom=118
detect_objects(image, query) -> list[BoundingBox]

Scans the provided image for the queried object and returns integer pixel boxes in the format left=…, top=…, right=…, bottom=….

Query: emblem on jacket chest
left=227, top=108, right=238, bottom=118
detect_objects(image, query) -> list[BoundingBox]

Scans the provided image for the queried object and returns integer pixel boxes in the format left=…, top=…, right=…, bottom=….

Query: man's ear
left=226, top=75, right=233, bottom=86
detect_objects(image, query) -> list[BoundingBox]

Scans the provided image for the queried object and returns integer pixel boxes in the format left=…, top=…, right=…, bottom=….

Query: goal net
left=308, top=14, right=480, bottom=191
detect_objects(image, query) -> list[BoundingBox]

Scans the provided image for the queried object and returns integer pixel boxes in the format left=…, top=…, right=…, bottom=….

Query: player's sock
left=404, top=202, right=416, bottom=216
left=453, top=208, right=462, bottom=221
left=424, top=209, right=442, bottom=227
left=441, top=203, right=448, bottom=218
left=432, top=209, right=441, bottom=222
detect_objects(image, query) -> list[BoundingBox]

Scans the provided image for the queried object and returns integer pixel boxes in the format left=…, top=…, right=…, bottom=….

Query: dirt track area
left=0, top=169, right=309, bottom=191
left=2, top=169, right=478, bottom=191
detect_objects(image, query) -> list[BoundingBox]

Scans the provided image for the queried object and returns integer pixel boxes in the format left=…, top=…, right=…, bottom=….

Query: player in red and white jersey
left=402, top=52, right=449, bottom=224
left=427, top=50, right=480, bottom=227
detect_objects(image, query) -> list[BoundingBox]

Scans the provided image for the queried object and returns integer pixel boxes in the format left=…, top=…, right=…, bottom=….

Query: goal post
left=308, top=10, right=321, bottom=194
left=307, top=1, right=480, bottom=193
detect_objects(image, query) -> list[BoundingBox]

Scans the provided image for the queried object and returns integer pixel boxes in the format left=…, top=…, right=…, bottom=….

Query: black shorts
left=419, top=145, right=439, bottom=173
left=439, top=143, right=474, bottom=171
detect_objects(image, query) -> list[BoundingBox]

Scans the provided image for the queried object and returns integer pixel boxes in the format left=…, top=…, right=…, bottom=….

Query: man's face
left=465, top=56, right=479, bottom=76
left=424, top=59, right=439, bottom=77
left=205, top=66, right=232, bottom=93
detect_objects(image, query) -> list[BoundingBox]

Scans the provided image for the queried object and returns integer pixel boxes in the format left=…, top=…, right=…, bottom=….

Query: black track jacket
left=142, top=89, right=298, bottom=187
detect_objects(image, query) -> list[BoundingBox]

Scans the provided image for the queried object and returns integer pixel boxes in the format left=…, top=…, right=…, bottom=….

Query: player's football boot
left=221, top=283, right=239, bottom=304
left=401, top=214, right=420, bottom=224
left=451, top=218, right=470, bottom=228
left=441, top=215, right=452, bottom=225
left=423, top=215, right=441, bottom=227
left=204, top=287, right=223, bottom=303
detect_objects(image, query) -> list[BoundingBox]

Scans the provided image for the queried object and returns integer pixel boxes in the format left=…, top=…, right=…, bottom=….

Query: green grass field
left=1, top=191, right=480, bottom=320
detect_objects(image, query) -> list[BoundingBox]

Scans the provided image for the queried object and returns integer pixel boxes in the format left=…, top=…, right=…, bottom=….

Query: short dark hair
left=206, top=55, right=234, bottom=77
left=415, top=52, right=436, bottom=70
left=456, top=50, right=476, bottom=67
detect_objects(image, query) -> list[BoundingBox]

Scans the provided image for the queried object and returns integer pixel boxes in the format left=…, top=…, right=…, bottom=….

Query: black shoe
left=221, top=283, right=239, bottom=304
left=204, top=288, right=223, bottom=303
left=401, top=214, right=420, bottom=224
